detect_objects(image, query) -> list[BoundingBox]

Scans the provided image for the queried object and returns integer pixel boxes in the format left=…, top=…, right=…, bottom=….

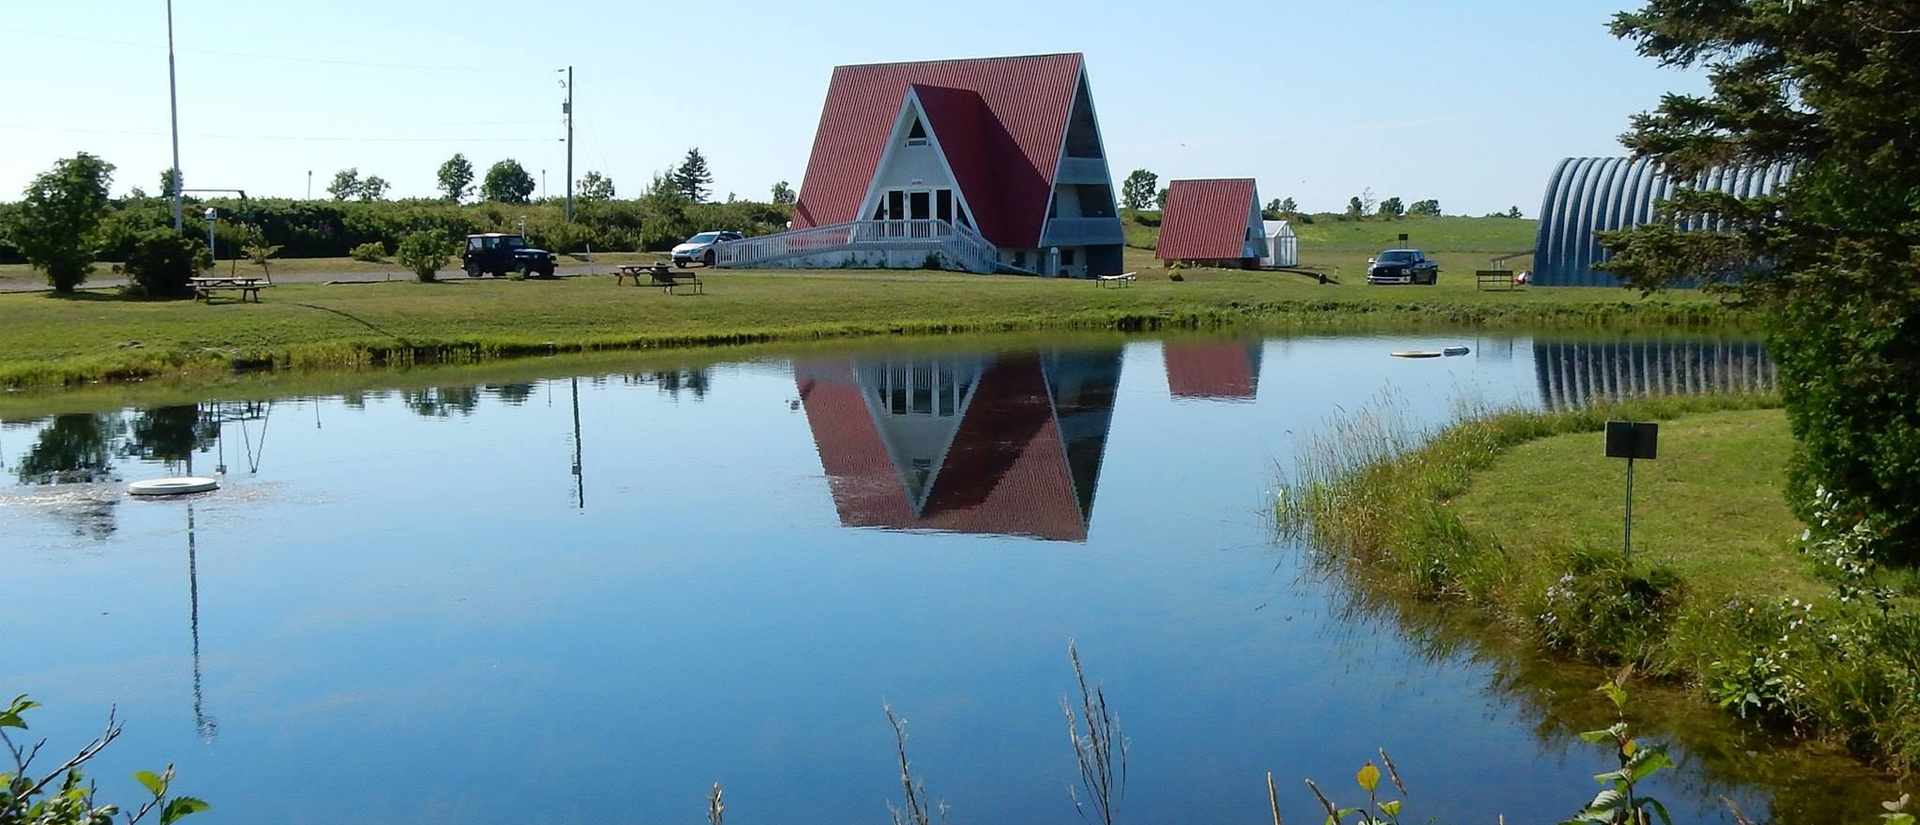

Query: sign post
left=1604, top=421, right=1659, bottom=559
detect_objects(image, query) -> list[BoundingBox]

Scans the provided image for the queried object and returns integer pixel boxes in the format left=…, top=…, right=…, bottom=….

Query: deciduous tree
left=577, top=171, right=615, bottom=202
left=1408, top=199, right=1441, bottom=217
left=1121, top=169, right=1157, bottom=210
left=4, top=152, right=116, bottom=292
left=1377, top=196, right=1404, bottom=219
left=770, top=180, right=795, bottom=205
left=326, top=168, right=361, bottom=201
left=481, top=159, right=536, bottom=204
left=437, top=153, right=474, bottom=202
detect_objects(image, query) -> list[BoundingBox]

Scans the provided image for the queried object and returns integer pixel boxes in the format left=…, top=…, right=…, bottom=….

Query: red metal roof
left=793, top=358, right=1091, bottom=542
left=1163, top=342, right=1261, bottom=400
left=792, top=54, right=1085, bottom=249
left=1156, top=179, right=1259, bottom=260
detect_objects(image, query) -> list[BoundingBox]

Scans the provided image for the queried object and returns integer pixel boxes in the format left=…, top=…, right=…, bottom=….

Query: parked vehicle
left=1365, top=249, right=1439, bottom=285
left=672, top=231, right=744, bottom=267
left=462, top=233, right=556, bottom=278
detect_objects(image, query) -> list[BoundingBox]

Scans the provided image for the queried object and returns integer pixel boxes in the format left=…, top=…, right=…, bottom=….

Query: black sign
left=1398, top=233, right=1409, bottom=244
left=1605, top=421, right=1659, bottom=460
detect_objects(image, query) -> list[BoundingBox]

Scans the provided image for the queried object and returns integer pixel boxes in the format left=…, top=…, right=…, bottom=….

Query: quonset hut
left=1531, top=157, right=1793, bottom=287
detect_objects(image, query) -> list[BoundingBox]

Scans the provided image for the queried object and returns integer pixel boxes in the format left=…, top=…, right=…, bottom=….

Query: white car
left=671, top=231, right=743, bottom=267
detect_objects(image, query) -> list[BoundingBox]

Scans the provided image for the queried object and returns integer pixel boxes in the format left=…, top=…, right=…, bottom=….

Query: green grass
left=1120, top=211, right=1539, bottom=255
left=1276, top=397, right=1920, bottom=771
left=0, top=246, right=1739, bottom=390
left=1451, top=409, right=1815, bottom=600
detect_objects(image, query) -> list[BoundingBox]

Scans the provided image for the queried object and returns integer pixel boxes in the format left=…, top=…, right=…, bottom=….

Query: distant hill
left=1120, top=211, right=1539, bottom=255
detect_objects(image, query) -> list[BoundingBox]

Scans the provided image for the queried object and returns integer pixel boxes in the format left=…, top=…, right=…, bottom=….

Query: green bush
left=120, top=230, right=208, bottom=297
left=349, top=241, right=386, bottom=262
left=395, top=231, right=454, bottom=282
left=0, top=694, right=210, bottom=825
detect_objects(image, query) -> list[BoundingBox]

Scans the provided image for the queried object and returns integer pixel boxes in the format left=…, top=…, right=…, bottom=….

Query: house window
left=906, top=118, right=928, bottom=147
left=955, top=204, right=972, bottom=229
left=936, top=190, right=953, bottom=223
left=1060, top=249, right=1076, bottom=266
left=1012, top=251, right=1026, bottom=268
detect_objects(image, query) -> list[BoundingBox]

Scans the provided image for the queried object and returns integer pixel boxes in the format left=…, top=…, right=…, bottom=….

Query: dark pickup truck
left=1365, top=249, right=1439, bottom=285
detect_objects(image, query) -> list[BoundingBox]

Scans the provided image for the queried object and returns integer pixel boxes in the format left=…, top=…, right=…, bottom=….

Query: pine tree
left=673, top=148, right=712, bottom=203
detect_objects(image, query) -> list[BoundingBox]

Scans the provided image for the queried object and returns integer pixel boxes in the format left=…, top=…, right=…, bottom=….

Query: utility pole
left=166, top=0, right=183, bottom=232
left=306, top=170, right=312, bottom=200
left=563, top=65, right=574, bottom=223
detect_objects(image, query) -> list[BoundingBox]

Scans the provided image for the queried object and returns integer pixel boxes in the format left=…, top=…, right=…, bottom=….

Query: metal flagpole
left=564, top=66, right=574, bottom=223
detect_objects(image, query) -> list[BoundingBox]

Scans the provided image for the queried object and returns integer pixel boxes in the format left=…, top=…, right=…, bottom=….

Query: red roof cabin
left=759, top=53, right=1125, bottom=278
left=1155, top=178, right=1265, bottom=269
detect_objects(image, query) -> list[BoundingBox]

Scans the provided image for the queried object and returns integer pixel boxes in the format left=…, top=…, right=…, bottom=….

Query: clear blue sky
left=0, top=0, right=1703, bottom=217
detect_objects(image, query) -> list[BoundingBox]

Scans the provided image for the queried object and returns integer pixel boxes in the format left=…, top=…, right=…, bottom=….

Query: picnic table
left=1094, top=271, right=1137, bottom=288
left=191, top=275, right=271, bottom=302
left=614, top=263, right=704, bottom=295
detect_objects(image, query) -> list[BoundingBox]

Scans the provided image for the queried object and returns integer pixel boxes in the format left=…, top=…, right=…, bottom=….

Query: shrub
left=349, top=241, right=386, bottom=262
left=120, top=229, right=208, bottom=297
left=396, top=231, right=453, bottom=282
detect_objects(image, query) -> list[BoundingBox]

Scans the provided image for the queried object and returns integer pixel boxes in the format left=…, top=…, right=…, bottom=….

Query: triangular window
left=905, top=117, right=928, bottom=147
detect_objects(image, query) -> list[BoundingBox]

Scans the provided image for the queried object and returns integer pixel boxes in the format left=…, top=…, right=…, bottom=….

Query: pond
left=1, top=331, right=1882, bottom=824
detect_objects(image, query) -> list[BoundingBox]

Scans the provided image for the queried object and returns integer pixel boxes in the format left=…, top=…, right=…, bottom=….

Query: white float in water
left=1390, top=350, right=1443, bottom=359
left=128, top=477, right=219, bottom=496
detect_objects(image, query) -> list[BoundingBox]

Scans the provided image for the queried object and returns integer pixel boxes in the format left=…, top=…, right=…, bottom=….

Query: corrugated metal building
left=1531, top=157, right=1793, bottom=287
left=1156, top=178, right=1263, bottom=267
left=1532, top=338, right=1777, bottom=410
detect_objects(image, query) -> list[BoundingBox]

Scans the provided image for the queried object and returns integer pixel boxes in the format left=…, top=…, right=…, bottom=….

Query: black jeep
left=462, top=233, right=557, bottom=278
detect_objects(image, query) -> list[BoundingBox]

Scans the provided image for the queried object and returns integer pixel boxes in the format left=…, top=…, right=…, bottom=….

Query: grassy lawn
left=0, top=221, right=1730, bottom=389
left=1121, top=212, right=1540, bottom=255
left=1450, top=408, right=1815, bottom=599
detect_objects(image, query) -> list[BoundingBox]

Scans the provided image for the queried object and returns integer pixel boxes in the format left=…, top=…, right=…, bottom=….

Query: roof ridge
left=1170, top=177, right=1257, bottom=183
left=834, top=52, right=1081, bottom=71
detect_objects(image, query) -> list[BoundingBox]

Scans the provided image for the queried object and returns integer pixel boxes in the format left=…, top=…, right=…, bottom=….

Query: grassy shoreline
left=0, top=261, right=1749, bottom=390
left=1275, top=396, right=1920, bottom=773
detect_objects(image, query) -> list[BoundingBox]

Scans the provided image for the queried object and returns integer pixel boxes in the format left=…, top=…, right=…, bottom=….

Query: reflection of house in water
left=1162, top=341, right=1262, bottom=401
left=794, top=350, right=1122, bottom=542
left=1534, top=339, right=1777, bottom=410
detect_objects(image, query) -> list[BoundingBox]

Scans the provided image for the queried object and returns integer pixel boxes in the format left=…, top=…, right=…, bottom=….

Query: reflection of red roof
left=794, top=359, right=1089, bottom=542
left=791, top=54, right=1084, bottom=249
left=1156, top=179, right=1258, bottom=260
left=1164, top=342, right=1261, bottom=400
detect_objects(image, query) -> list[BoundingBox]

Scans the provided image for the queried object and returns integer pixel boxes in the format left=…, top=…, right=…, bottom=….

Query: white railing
left=712, top=219, right=1007, bottom=274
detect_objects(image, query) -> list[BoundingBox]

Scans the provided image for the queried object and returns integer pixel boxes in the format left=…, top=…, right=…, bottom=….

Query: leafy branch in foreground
left=1561, top=669, right=1672, bottom=825
left=0, top=694, right=209, bottom=825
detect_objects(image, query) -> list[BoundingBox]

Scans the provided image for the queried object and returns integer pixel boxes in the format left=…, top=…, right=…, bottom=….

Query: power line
left=0, top=26, right=548, bottom=73
left=0, top=124, right=560, bottom=143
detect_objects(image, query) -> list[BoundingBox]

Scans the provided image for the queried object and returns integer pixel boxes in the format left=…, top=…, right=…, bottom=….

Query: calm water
left=2, top=332, right=1878, bottom=824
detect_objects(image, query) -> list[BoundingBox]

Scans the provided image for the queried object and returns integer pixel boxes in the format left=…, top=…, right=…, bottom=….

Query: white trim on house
left=854, top=88, right=983, bottom=236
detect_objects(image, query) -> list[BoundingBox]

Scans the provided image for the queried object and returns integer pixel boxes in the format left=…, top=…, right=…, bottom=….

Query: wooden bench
left=1095, top=271, right=1137, bottom=288
left=615, top=263, right=703, bottom=295
left=191, top=276, right=271, bottom=303
left=1476, top=270, right=1520, bottom=291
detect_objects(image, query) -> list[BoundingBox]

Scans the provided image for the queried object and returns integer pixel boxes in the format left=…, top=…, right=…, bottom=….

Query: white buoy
left=128, top=477, right=219, bottom=496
